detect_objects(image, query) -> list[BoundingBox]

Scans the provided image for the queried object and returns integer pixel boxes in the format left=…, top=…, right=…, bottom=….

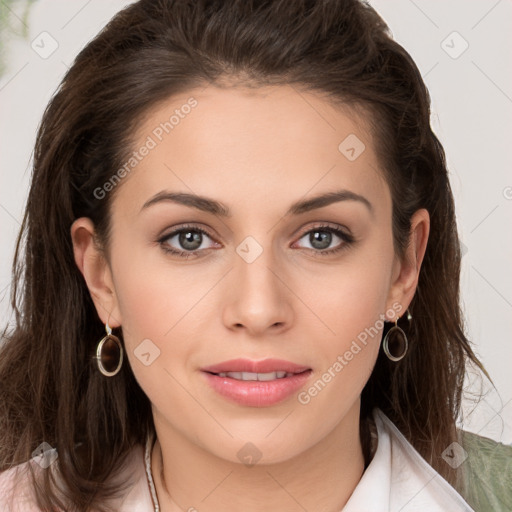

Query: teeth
left=216, top=371, right=291, bottom=381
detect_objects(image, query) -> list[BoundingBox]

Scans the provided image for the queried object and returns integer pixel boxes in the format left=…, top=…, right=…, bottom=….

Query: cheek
left=294, top=245, right=394, bottom=345
left=110, top=237, right=209, bottom=337
left=292, top=265, right=391, bottom=435
left=302, top=272, right=386, bottom=389
left=293, top=237, right=395, bottom=393
left=110, top=242, right=222, bottom=386
left=110, top=252, right=205, bottom=417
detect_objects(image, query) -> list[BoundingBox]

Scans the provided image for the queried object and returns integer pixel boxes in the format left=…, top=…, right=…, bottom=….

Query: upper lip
left=201, top=358, right=311, bottom=374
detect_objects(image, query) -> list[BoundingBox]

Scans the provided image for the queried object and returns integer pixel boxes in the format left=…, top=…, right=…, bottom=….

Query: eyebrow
left=141, top=189, right=373, bottom=217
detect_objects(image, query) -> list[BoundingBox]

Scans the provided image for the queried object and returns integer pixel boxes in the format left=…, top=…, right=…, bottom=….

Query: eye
left=158, top=224, right=219, bottom=258
left=293, top=224, right=354, bottom=256
left=158, top=223, right=354, bottom=259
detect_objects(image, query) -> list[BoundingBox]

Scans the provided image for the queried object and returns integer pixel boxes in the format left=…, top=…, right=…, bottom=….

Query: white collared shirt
left=0, top=408, right=474, bottom=511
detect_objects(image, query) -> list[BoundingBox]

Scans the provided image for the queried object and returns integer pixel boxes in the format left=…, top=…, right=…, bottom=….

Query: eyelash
left=158, top=223, right=355, bottom=259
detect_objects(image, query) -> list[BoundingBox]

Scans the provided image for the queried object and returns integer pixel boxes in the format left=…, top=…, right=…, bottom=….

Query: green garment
left=459, top=430, right=512, bottom=512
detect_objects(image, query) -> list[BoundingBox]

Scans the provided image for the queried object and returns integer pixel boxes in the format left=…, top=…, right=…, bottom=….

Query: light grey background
left=1, top=0, right=511, bottom=442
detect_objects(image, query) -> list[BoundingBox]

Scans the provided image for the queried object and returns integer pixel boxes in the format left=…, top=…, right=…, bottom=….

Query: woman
left=0, top=0, right=510, bottom=511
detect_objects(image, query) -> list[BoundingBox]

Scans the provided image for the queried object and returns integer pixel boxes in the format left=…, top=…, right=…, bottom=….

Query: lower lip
left=202, top=370, right=312, bottom=407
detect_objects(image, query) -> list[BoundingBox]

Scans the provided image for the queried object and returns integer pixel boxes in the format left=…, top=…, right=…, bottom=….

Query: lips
left=201, top=358, right=312, bottom=407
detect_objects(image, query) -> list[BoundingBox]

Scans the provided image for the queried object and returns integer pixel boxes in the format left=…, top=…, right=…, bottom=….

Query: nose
left=222, top=241, right=294, bottom=337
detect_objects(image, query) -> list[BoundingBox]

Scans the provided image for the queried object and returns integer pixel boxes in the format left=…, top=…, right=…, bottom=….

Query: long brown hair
left=0, top=0, right=488, bottom=510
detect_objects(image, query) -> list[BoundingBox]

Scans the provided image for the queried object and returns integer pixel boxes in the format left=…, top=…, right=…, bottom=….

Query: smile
left=201, top=359, right=312, bottom=407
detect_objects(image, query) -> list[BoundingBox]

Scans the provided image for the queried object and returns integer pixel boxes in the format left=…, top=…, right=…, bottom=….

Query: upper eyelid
left=160, top=224, right=217, bottom=240
left=295, top=222, right=351, bottom=237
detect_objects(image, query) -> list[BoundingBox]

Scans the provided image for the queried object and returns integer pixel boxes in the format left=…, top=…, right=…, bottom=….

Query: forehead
left=111, top=84, right=390, bottom=219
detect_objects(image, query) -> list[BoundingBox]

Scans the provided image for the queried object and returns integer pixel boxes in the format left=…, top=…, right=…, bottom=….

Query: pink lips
left=201, top=358, right=312, bottom=407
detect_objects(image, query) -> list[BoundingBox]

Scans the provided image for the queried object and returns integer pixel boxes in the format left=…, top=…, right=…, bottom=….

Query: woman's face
left=73, top=84, right=426, bottom=464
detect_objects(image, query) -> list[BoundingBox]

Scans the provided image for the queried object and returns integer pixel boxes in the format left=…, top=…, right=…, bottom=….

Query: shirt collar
left=343, top=408, right=475, bottom=511
left=118, top=408, right=475, bottom=511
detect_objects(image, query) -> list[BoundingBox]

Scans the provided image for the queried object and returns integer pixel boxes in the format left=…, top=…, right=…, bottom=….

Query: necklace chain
left=144, top=430, right=161, bottom=512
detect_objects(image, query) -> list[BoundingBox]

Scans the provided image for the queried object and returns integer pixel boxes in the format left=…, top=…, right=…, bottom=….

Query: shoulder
left=0, top=441, right=151, bottom=512
left=459, top=430, right=512, bottom=512
left=0, top=460, right=43, bottom=512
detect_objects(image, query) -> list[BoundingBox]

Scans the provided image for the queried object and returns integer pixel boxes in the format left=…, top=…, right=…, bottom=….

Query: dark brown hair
left=0, top=0, right=488, bottom=510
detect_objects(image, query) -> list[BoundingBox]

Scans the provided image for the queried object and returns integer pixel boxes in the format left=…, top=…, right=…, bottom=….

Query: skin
left=71, top=84, right=429, bottom=512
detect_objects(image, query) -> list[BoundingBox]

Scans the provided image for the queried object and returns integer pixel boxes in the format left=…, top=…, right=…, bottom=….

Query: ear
left=70, top=217, right=122, bottom=328
left=385, top=208, right=430, bottom=320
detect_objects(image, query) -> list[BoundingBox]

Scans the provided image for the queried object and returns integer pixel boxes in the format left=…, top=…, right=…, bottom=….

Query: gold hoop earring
left=95, top=322, right=123, bottom=377
left=382, top=316, right=408, bottom=362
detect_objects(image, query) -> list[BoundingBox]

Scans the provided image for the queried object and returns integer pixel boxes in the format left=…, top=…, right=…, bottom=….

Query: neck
left=151, top=402, right=365, bottom=512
